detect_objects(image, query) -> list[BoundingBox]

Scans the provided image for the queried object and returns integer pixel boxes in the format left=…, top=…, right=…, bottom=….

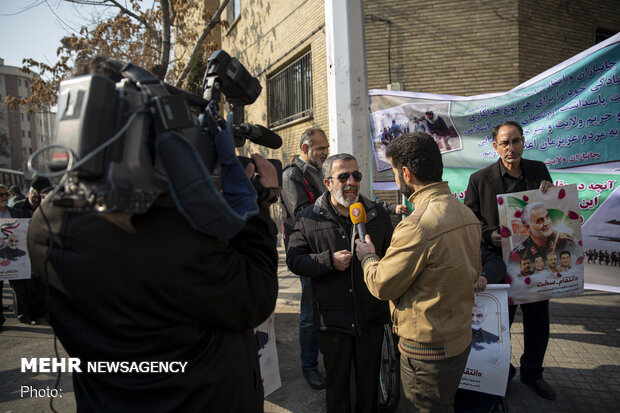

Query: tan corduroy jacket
left=362, top=181, right=482, bottom=360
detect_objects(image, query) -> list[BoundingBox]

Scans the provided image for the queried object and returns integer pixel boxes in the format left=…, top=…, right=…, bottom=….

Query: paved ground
left=1, top=248, right=619, bottom=412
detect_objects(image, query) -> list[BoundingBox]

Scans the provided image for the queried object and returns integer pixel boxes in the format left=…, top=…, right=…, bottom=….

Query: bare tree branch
left=159, top=0, right=172, bottom=76
left=175, top=0, right=230, bottom=88
left=87, top=0, right=163, bottom=45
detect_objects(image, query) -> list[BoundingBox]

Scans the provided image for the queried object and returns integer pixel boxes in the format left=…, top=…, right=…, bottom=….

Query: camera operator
left=27, top=56, right=280, bottom=412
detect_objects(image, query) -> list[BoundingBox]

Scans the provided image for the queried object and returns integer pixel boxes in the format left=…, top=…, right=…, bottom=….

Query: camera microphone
left=349, top=202, right=367, bottom=243
left=236, top=123, right=282, bottom=149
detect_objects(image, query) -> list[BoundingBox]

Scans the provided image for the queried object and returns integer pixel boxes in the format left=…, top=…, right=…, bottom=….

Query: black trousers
left=319, top=323, right=384, bottom=413
left=509, top=299, right=550, bottom=381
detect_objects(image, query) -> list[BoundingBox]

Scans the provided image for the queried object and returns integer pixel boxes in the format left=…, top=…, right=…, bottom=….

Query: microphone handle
left=357, top=223, right=367, bottom=243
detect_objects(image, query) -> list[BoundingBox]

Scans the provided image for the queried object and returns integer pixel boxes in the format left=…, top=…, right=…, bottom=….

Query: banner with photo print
left=497, top=185, right=584, bottom=304
left=459, top=285, right=511, bottom=396
left=0, top=219, right=31, bottom=281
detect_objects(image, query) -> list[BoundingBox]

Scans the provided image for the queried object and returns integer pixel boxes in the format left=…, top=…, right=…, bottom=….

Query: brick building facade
left=213, top=0, right=619, bottom=226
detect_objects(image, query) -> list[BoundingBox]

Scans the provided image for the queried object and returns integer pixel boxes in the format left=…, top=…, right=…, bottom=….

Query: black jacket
left=12, top=199, right=35, bottom=217
left=286, top=193, right=392, bottom=335
left=464, top=158, right=552, bottom=255
left=27, top=201, right=279, bottom=412
left=280, top=156, right=326, bottom=240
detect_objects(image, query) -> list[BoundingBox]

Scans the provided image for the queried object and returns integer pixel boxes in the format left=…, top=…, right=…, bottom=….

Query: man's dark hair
left=322, top=153, right=357, bottom=180
left=492, top=120, right=523, bottom=142
left=72, top=55, right=125, bottom=82
left=385, top=132, right=442, bottom=184
left=299, top=127, right=325, bottom=150
left=560, top=250, right=571, bottom=258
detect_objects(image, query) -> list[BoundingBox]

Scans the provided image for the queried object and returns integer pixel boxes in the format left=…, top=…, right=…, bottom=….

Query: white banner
left=459, top=285, right=510, bottom=397
left=255, top=313, right=281, bottom=397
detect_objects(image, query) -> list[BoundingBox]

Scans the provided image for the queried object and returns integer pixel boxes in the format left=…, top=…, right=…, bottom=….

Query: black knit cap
left=31, top=175, right=51, bottom=193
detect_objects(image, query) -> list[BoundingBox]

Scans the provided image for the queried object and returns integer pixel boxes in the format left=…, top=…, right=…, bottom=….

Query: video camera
left=47, top=50, right=281, bottom=218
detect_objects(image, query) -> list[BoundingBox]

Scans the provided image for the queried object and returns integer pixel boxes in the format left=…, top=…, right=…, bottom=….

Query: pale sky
left=0, top=0, right=118, bottom=68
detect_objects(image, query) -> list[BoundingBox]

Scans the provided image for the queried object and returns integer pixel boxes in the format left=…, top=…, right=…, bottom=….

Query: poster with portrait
left=459, top=285, right=510, bottom=396
left=369, top=100, right=462, bottom=171
left=0, top=218, right=31, bottom=281
left=255, top=313, right=281, bottom=397
left=497, top=185, right=584, bottom=304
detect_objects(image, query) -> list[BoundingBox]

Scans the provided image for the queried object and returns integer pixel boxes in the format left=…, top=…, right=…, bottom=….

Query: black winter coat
left=286, top=193, right=392, bottom=335
left=27, top=200, right=279, bottom=413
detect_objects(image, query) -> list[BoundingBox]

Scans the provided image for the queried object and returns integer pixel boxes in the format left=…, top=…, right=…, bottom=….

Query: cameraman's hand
left=245, top=154, right=279, bottom=188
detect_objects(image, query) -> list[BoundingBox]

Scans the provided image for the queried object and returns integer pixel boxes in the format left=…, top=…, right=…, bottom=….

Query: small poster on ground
left=0, top=218, right=31, bottom=281
left=459, top=285, right=511, bottom=397
left=497, top=185, right=584, bottom=304
left=255, top=313, right=281, bottom=397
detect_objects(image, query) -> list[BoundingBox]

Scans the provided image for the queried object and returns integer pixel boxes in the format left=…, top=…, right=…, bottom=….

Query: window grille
left=268, top=52, right=313, bottom=128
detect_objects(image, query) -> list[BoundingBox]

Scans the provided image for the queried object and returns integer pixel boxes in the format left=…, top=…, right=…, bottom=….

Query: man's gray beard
left=308, top=157, right=322, bottom=171
left=472, top=325, right=482, bottom=330
left=334, top=187, right=358, bottom=208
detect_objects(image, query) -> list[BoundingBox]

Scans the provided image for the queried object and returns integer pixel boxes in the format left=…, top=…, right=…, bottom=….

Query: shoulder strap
left=301, top=175, right=315, bottom=204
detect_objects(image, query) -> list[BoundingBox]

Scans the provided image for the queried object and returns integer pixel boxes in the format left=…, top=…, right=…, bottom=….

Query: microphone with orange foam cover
left=349, top=202, right=367, bottom=243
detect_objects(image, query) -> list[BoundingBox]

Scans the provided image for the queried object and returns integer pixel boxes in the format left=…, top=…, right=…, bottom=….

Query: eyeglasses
left=328, top=171, right=362, bottom=183
left=0, top=193, right=8, bottom=197
left=496, top=136, right=523, bottom=148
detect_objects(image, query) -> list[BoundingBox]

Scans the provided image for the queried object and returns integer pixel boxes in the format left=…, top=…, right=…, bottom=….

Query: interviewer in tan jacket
left=355, top=132, right=483, bottom=413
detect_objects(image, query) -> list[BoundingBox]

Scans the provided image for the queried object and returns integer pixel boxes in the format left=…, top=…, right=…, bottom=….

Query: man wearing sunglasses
left=287, top=153, right=393, bottom=413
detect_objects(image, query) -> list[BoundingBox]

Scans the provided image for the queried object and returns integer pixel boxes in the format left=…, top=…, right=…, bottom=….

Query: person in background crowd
left=8, top=185, right=26, bottom=207
left=281, top=127, right=330, bottom=390
left=13, top=175, right=50, bottom=216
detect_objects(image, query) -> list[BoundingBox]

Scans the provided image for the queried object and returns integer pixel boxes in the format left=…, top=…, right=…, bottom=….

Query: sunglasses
left=0, top=193, right=8, bottom=197
left=328, top=171, right=363, bottom=183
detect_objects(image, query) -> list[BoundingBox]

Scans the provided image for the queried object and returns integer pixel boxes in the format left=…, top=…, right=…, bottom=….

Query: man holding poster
left=464, top=120, right=556, bottom=401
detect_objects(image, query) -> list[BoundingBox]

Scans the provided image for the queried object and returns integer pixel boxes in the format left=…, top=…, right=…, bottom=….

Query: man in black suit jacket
left=464, top=120, right=556, bottom=401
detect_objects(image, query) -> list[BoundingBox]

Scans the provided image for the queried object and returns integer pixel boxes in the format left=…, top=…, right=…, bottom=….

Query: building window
left=17, top=79, right=22, bottom=86
left=227, top=0, right=241, bottom=23
left=268, top=52, right=313, bottom=128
